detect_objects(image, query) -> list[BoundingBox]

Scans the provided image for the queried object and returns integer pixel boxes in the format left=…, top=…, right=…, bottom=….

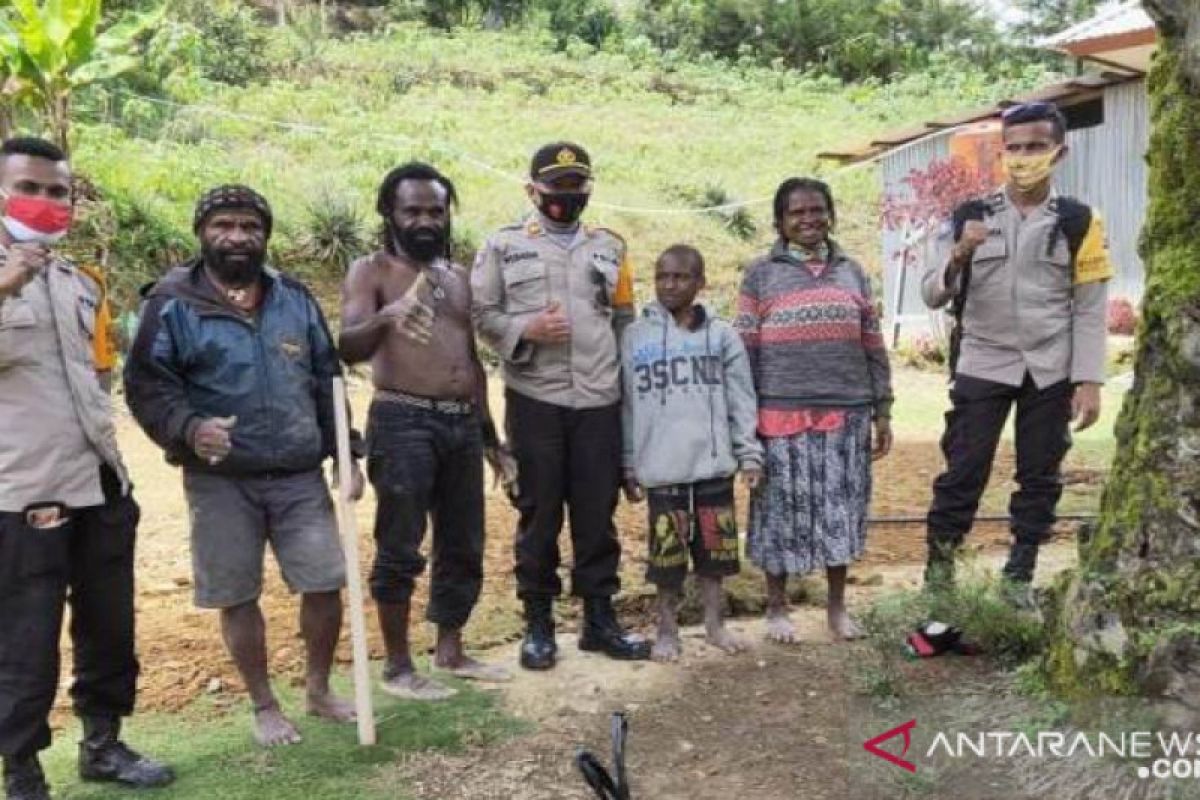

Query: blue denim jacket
left=124, top=260, right=342, bottom=475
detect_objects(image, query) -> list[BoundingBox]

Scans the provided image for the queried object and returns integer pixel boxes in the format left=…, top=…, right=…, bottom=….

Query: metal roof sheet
left=1041, top=1, right=1153, bottom=48
left=817, top=73, right=1138, bottom=164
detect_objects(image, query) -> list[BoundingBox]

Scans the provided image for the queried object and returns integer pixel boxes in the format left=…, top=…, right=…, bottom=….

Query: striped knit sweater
left=734, top=239, right=893, bottom=419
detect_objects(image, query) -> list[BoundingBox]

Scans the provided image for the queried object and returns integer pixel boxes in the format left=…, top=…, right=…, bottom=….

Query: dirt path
left=381, top=613, right=858, bottom=800
left=382, top=543, right=1077, bottom=800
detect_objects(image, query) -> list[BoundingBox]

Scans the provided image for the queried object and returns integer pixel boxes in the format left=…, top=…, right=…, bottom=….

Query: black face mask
left=536, top=191, right=589, bottom=225
left=392, top=224, right=448, bottom=263
left=202, top=242, right=266, bottom=288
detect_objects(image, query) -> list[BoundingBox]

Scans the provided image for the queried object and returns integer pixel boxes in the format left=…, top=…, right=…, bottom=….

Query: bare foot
left=651, top=632, right=681, bottom=663
left=705, top=626, right=748, bottom=655
left=828, top=608, right=864, bottom=641
left=306, top=691, right=356, bottom=722
left=765, top=610, right=798, bottom=644
left=253, top=705, right=302, bottom=747
left=380, top=671, right=457, bottom=701
left=434, top=656, right=512, bottom=683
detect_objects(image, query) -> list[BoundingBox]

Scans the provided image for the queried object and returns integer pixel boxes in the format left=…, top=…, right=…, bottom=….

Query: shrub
left=894, top=332, right=946, bottom=371
left=1106, top=296, right=1138, bottom=336
left=189, top=1, right=271, bottom=86
left=66, top=181, right=192, bottom=314
left=297, top=196, right=369, bottom=275
left=673, top=183, right=758, bottom=241
left=858, top=572, right=1049, bottom=696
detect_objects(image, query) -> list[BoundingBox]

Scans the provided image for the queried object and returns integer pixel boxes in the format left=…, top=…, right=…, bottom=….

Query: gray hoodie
left=621, top=302, right=763, bottom=489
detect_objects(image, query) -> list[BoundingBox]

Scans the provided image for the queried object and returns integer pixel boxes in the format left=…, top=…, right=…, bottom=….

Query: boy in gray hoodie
left=622, top=245, right=763, bottom=662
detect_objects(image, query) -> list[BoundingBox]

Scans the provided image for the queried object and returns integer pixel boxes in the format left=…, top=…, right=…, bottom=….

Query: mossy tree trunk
left=1046, top=0, right=1200, bottom=705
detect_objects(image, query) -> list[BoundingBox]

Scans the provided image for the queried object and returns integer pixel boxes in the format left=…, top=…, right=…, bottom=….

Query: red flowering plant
left=878, top=155, right=998, bottom=347
left=879, top=155, right=998, bottom=258
left=1107, top=296, right=1138, bottom=336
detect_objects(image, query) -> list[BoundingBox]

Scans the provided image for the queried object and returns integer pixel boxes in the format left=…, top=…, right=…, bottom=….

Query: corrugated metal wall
left=1056, top=80, right=1148, bottom=301
left=879, top=79, right=1148, bottom=336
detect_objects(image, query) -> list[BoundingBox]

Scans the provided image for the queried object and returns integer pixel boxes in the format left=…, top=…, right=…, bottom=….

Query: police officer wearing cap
left=472, top=142, right=650, bottom=669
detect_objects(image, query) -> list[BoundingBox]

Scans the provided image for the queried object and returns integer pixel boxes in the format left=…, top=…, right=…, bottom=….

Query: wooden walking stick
left=332, top=376, right=377, bottom=745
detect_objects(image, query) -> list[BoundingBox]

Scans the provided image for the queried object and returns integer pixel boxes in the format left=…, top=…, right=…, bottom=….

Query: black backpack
left=947, top=195, right=1092, bottom=376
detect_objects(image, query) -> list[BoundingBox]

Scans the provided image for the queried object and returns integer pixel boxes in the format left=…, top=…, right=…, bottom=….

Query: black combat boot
left=78, top=716, right=174, bottom=789
left=924, top=535, right=961, bottom=591
left=1000, top=540, right=1040, bottom=611
left=3, top=756, right=49, bottom=800
left=579, top=597, right=651, bottom=661
left=519, top=596, right=558, bottom=671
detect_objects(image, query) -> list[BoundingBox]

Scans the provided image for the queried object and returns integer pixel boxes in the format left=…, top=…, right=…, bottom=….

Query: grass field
left=73, top=22, right=1054, bottom=310
left=40, top=676, right=524, bottom=800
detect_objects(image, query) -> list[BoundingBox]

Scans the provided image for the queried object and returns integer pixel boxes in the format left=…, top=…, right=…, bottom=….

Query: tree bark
left=1046, top=1, right=1200, bottom=712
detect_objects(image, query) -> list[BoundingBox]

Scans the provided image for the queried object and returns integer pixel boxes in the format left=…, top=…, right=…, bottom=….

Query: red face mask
left=2, top=194, right=73, bottom=244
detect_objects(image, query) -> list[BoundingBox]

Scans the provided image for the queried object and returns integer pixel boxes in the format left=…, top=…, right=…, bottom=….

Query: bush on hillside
left=66, top=182, right=192, bottom=314
left=673, top=184, right=757, bottom=241
left=297, top=196, right=370, bottom=275
left=631, top=0, right=1007, bottom=81
left=193, top=2, right=272, bottom=85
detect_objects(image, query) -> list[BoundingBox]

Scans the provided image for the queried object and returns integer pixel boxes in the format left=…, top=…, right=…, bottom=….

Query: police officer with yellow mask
left=472, top=142, right=650, bottom=669
left=921, top=102, right=1112, bottom=601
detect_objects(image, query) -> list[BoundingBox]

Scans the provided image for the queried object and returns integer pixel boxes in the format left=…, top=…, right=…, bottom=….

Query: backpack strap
left=1047, top=195, right=1092, bottom=263
left=947, top=199, right=989, bottom=377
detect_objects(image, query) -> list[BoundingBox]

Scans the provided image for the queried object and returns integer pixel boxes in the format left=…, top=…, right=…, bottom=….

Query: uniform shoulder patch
left=1074, top=213, right=1114, bottom=285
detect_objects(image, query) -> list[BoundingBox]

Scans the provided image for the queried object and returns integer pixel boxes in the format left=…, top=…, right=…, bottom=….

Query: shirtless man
left=340, top=163, right=510, bottom=700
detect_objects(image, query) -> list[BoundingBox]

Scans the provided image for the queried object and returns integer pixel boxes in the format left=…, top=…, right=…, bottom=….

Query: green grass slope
left=74, top=22, right=1052, bottom=309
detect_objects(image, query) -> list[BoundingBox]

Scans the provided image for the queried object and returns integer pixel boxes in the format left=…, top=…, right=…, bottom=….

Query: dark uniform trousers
left=505, top=388, right=622, bottom=600
left=0, top=466, right=139, bottom=759
left=927, top=373, right=1073, bottom=551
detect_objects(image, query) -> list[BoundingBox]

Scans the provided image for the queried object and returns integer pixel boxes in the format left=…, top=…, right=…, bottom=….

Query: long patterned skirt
left=748, top=409, right=873, bottom=576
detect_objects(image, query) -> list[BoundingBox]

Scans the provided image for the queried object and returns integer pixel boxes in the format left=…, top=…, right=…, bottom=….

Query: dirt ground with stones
left=41, top=375, right=1105, bottom=800
left=52, top=376, right=1096, bottom=719
left=380, top=548, right=1074, bottom=800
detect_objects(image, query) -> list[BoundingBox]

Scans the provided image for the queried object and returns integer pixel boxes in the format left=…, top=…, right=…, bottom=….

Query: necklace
left=423, top=261, right=447, bottom=303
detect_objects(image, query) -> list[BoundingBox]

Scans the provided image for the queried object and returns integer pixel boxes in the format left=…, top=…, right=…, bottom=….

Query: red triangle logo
left=863, top=719, right=918, bottom=773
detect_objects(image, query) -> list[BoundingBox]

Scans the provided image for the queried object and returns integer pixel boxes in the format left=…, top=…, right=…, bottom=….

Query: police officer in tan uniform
left=0, top=137, right=173, bottom=800
left=921, top=102, right=1112, bottom=599
left=472, top=142, right=650, bottom=669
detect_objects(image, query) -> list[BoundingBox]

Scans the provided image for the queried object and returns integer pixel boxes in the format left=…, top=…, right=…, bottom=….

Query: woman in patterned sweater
left=735, top=177, right=893, bottom=643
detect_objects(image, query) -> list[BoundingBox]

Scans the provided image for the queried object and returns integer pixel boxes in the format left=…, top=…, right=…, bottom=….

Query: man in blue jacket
left=125, top=185, right=361, bottom=748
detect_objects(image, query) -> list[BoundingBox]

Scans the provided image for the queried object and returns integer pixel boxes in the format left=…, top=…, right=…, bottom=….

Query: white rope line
left=107, top=89, right=879, bottom=216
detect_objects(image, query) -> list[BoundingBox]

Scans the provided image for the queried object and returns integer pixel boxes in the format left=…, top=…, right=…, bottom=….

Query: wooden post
left=332, top=377, right=376, bottom=746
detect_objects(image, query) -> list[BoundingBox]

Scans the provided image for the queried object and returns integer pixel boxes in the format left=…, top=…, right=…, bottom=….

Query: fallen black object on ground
left=576, top=712, right=631, bottom=799
left=905, top=620, right=981, bottom=658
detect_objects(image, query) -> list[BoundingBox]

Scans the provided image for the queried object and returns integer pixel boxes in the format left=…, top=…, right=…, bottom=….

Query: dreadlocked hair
left=376, top=162, right=458, bottom=257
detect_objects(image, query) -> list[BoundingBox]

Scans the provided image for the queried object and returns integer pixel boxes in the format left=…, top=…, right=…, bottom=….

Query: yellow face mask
left=1003, top=147, right=1062, bottom=192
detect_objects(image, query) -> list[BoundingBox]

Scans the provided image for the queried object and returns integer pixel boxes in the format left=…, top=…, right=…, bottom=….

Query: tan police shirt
left=472, top=215, right=635, bottom=409
left=921, top=189, right=1112, bottom=388
left=0, top=248, right=130, bottom=512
